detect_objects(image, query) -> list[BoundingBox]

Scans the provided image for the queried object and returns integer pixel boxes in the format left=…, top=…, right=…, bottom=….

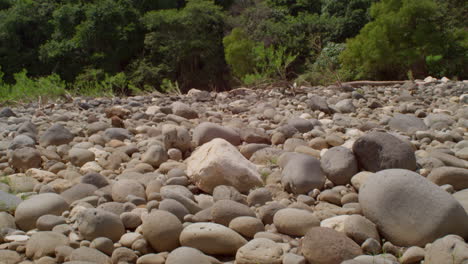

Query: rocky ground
left=0, top=77, right=467, bottom=264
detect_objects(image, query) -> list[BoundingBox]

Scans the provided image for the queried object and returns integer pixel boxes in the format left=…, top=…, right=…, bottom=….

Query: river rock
left=26, top=231, right=69, bottom=259
left=235, top=238, right=283, bottom=264
left=320, top=146, right=358, bottom=185
left=141, top=144, right=168, bottom=168
left=9, top=134, right=35, bottom=150
left=302, top=227, right=362, bottom=264
left=353, top=132, right=417, bottom=172
left=15, top=193, right=69, bottom=231
left=61, top=183, right=98, bottom=204
left=427, top=166, right=468, bottom=191
left=111, top=179, right=146, bottom=203
left=273, top=208, right=320, bottom=236
left=69, top=247, right=110, bottom=263
left=388, top=114, right=428, bottom=133
left=10, top=147, right=42, bottom=171
left=179, top=222, right=247, bottom=255
left=142, top=210, right=182, bottom=252
left=165, top=247, right=221, bottom=264
left=192, top=122, right=241, bottom=146
left=0, top=249, right=21, bottom=264
left=343, top=214, right=380, bottom=245
left=77, top=208, right=125, bottom=242
left=281, top=153, right=326, bottom=194
left=211, top=199, right=255, bottom=226
left=69, top=148, right=95, bottom=167
left=0, top=190, right=22, bottom=212
left=186, top=138, right=263, bottom=193
left=359, top=169, right=468, bottom=246
left=39, top=124, right=74, bottom=146
left=228, top=216, right=265, bottom=238
left=453, top=189, right=468, bottom=214
left=424, top=235, right=468, bottom=264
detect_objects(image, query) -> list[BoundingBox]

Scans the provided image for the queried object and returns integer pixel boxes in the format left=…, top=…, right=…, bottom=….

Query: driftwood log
left=340, top=80, right=408, bottom=87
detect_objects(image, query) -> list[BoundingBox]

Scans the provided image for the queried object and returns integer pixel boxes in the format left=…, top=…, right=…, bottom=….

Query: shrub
left=295, top=42, right=348, bottom=86
left=223, top=28, right=256, bottom=79
left=73, top=68, right=114, bottom=97
left=340, top=0, right=467, bottom=80
left=0, top=69, right=66, bottom=103
left=224, top=28, right=298, bottom=86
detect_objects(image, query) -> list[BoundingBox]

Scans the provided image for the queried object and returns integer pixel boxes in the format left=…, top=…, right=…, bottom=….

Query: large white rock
left=186, top=138, right=263, bottom=193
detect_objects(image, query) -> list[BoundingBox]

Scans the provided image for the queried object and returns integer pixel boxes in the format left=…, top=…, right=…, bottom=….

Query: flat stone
left=273, top=208, right=320, bottom=236
left=15, top=193, right=69, bottom=231
left=179, top=222, right=247, bottom=255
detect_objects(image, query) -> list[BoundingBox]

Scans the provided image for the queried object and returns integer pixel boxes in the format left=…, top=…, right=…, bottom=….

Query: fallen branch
left=340, top=80, right=408, bottom=87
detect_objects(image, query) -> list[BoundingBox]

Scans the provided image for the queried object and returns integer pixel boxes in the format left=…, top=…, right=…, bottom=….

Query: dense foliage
left=0, top=0, right=466, bottom=98
left=340, top=0, right=468, bottom=80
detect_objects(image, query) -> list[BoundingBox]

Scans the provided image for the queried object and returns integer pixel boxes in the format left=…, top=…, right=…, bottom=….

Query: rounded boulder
left=302, top=227, right=362, bottom=264
left=15, top=193, right=69, bottom=231
left=111, top=179, right=145, bottom=203
left=179, top=222, right=247, bottom=255
left=273, top=208, right=320, bottom=236
left=235, top=238, right=283, bottom=264
left=281, top=154, right=326, bottom=194
left=321, top=146, right=358, bottom=185
left=142, top=210, right=182, bottom=252
left=352, top=132, right=416, bottom=172
left=77, top=208, right=125, bottom=242
left=359, top=169, right=468, bottom=246
left=211, top=200, right=255, bottom=226
left=26, top=231, right=69, bottom=260
left=192, top=122, right=241, bottom=147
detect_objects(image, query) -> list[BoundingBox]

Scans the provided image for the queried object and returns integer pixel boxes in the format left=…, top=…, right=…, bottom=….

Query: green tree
left=141, top=0, right=228, bottom=91
left=130, top=0, right=185, bottom=13
left=0, top=0, right=12, bottom=10
left=40, top=0, right=144, bottom=81
left=224, top=27, right=298, bottom=85
left=321, top=0, right=374, bottom=42
left=340, top=0, right=467, bottom=80
left=228, top=1, right=336, bottom=77
left=0, top=0, right=56, bottom=82
left=267, top=0, right=321, bottom=15
left=223, top=28, right=256, bottom=78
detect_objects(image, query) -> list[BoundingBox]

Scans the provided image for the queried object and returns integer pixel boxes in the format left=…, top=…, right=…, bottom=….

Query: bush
left=223, top=28, right=256, bottom=79
left=73, top=69, right=114, bottom=97
left=252, top=44, right=297, bottom=81
left=0, top=69, right=66, bottom=103
left=73, top=69, right=145, bottom=97
left=223, top=28, right=298, bottom=86
left=160, top=79, right=181, bottom=94
left=295, top=42, right=348, bottom=86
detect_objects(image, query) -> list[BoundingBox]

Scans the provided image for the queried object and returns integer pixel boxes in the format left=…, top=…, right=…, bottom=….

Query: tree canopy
left=0, top=0, right=466, bottom=95
left=340, top=0, right=467, bottom=79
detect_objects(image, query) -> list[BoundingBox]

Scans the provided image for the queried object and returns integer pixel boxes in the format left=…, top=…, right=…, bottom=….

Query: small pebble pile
left=0, top=77, right=467, bottom=264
